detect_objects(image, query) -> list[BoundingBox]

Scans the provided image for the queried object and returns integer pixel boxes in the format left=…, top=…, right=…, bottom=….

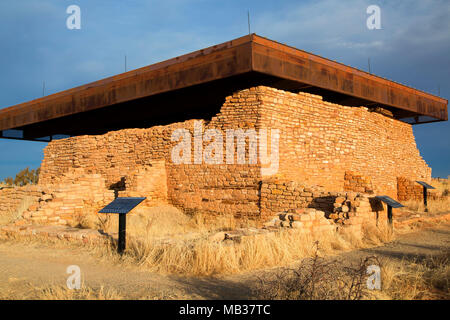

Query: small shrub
left=253, top=242, right=380, bottom=300
left=2, top=167, right=40, bottom=186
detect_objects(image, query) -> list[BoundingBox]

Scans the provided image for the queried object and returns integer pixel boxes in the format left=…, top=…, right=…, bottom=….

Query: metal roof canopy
left=0, top=34, right=447, bottom=141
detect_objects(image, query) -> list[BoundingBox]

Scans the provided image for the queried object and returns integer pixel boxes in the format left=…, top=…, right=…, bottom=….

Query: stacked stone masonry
left=264, top=193, right=386, bottom=237
left=1, top=86, right=432, bottom=228
left=397, top=177, right=439, bottom=201
left=22, top=170, right=115, bottom=226
left=0, top=186, right=43, bottom=216
left=344, top=171, right=374, bottom=194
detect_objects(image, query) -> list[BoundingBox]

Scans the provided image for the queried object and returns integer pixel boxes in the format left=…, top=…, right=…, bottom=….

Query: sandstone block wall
left=397, top=177, right=439, bottom=201
left=39, top=121, right=195, bottom=187
left=21, top=169, right=115, bottom=226
left=167, top=89, right=263, bottom=218
left=39, top=90, right=266, bottom=219
left=17, top=85, right=431, bottom=225
left=256, top=87, right=431, bottom=198
left=0, top=186, right=43, bottom=218
left=118, top=160, right=168, bottom=207
left=344, top=171, right=374, bottom=194
left=259, top=179, right=328, bottom=219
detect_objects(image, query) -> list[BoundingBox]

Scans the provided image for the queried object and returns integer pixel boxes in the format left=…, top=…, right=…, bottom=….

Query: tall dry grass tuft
left=403, top=199, right=450, bottom=214
left=376, top=250, right=450, bottom=300
left=361, top=222, right=394, bottom=246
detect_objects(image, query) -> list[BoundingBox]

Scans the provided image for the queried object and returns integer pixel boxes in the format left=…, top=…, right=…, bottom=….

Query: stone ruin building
left=0, top=34, right=448, bottom=234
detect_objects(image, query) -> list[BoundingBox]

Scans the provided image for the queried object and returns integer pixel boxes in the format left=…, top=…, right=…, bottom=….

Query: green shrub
left=2, top=167, right=40, bottom=186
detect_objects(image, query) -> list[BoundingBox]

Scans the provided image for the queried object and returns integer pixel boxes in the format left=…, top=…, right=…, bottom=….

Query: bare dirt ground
left=0, top=222, right=449, bottom=300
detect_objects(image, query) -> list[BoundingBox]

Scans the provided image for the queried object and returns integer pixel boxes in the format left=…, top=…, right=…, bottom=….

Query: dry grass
left=1, top=202, right=447, bottom=300
left=431, top=178, right=450, bottom=196
left=403, top=199, right=450, bottom=214
left=36, top=284, right=122, bottom=300
left=90, top=206, right=398, bottom=276
left=374, top=251, right=450, bottom=300
left=253, top=243, right=380, bottom=300
left=106, top=205, right=258, bottom=237
left=68, top=199, right=445, bottom=278
left=0, top=216, right=394, bottom=278
left=401, top=178, right=450, bottom=214
left=74, top=205, right=258, bottom=237
left=0, top=203, right=416, bottom=278
left=253, top=248, right=449, bottom=300
left=360, top=221, right=395, bottom=245
left=0, top=283, right=122, bottom=300
left=399, top=178, right=450, bottom=214
left=125, top=230, right=320, bottom=275
left=0, top=196, right=35, bottom=225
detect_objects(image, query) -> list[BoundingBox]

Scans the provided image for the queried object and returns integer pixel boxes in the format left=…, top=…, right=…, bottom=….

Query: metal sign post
left=99, top=197, right=146, bottom=254
left=118, top=213, right=127, bottom=254
left=375, top=196, right=404, bottom=227
left=387, top=205, right=392, bottom=225
left=416, top=181, right=435, bottom=212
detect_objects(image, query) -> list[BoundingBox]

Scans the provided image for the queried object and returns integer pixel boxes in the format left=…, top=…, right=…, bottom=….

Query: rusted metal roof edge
left=0, top=34, right=254, bottom=115
left=251, top=34, right=447, bottom=105
left=250, top=36, right=447, bottom=121
left=0, top=39, right=254, bottom=130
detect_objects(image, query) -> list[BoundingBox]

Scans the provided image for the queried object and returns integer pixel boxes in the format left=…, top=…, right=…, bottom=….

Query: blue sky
left=0, top=0, right=449, bottom=179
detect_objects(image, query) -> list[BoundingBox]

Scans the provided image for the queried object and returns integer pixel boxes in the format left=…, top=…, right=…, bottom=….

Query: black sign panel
left=416, top=181, right=435, bottom=189
left=99, top=197, right=146, bottom=214
left=375, top=196, right=404, bottom=208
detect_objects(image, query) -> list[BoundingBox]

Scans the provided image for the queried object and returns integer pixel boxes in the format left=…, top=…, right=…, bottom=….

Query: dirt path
left=0, top=240, right=253, bottom=299
left=0, top=224, right=449, bottom=300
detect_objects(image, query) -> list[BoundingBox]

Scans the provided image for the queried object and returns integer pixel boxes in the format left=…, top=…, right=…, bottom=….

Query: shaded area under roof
left=0, top=34, right=447, bottom=142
